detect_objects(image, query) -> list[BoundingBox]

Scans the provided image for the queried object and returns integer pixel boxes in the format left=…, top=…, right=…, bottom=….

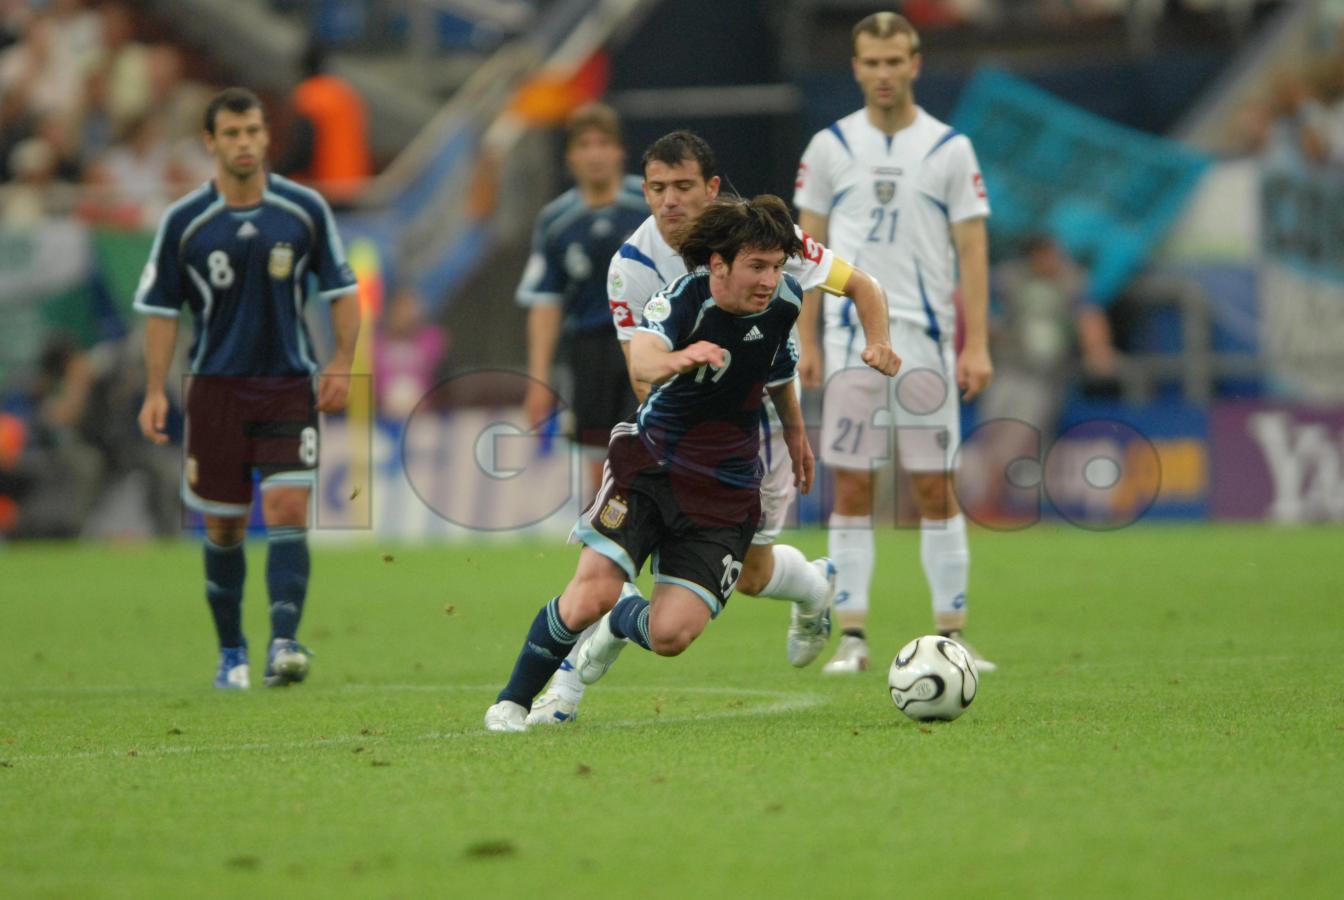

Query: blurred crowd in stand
left=0, top=0, right=215, bottom=228
left=1230, top=13, right=1344, bottom=169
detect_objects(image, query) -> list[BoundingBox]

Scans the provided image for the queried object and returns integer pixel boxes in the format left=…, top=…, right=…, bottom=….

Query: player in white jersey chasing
left=526, top=130, right=898, bottom=726
left=794, top=11, right=996, bottom=674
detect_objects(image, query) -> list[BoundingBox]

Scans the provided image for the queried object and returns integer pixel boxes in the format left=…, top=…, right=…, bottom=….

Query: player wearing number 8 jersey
left=794, top=11, right=996, bottom=674
left=135, top=88, right=359, bottom=690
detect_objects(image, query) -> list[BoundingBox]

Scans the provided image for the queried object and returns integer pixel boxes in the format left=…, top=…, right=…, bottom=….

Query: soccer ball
left=888, top=635, right=978, bottom=722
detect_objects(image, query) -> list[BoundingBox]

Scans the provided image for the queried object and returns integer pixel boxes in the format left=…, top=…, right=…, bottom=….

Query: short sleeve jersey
left=607, top=214, right=836, bottom=342
left=516, top=175, right=647, bottom=334
left=794, top=107, right=989, bottom=343
left=634, top=272, right=803, bottom=489
left=134, top=174, right=357, bottom=377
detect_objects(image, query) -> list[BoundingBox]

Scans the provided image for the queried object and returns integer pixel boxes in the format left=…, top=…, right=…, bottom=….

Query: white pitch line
left=0, top=686, right=826, bottom=764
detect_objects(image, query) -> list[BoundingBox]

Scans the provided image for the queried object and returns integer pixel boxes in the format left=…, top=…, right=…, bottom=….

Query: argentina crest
left=874, top=180, right=896, bottom=205
left=598, top=495, right=628, bottom=529
left=268, top=242, right=294, bottom=279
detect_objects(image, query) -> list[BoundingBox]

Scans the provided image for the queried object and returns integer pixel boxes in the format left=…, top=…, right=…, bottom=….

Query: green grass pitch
left=2, top=525, right=1341, bottom=899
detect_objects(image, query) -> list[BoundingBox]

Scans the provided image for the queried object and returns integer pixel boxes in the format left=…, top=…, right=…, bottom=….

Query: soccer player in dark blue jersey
left=135, top=87, right=359, bottom=690
left=517, top=102, right=646, bottom=500
left=485, top=195, right=899, bottom=731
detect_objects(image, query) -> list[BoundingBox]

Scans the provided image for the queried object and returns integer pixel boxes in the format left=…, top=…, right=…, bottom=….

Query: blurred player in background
left=135, top=87, right=359, bottom=690
left=794, top=11, right=996, bottom=674
left=485, top=195, right=900, bottom=732
left=516, top=102, right=646, bottom=503
left=525, top=130, right=897, bottom=726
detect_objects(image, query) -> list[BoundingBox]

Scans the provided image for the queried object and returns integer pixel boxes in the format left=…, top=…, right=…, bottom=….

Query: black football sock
left=204, top=538, right=246, bottom=649
left=497, top=598, right=579, bottom=708
left=607, top=593, right=652, bottom=650
left=266, top=527, right=309, bottom=641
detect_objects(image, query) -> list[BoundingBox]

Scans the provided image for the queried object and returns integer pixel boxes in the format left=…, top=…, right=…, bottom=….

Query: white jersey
left=606, top=214, right=840, bottom=342
left=794, top=106, right=989, bottom=343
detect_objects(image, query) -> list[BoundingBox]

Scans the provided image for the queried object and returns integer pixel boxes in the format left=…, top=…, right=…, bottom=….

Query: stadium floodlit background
left=2, top=2, right=1342, bottom=898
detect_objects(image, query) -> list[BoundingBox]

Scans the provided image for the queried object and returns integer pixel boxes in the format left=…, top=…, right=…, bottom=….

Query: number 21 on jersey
left=867, top=208, right=899, bottom=244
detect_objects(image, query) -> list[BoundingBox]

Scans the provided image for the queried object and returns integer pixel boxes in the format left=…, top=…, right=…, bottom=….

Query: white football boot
left=940, top=630, right=997, bottom=673
left=575, top=614, right=628, bottom=685
left=821, top=634, right=870, bottom=674
left=484, top=700, right=529, bottom=733
left=524, top=692, right=579, bottom=726
left=787, top=557, right=836, bottom=667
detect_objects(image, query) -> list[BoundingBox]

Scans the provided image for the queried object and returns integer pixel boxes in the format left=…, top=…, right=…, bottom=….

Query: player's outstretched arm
left=842, top=266, right=901, bottom=377
left=138, top=315, right=178, bottom=445
left=630, top=332, right=724, bottom=386
left=952, top=217, right=992, bottom=400
left=318, top=292, right=360, bottom=413
left=768, top=382, right=814, bottom=495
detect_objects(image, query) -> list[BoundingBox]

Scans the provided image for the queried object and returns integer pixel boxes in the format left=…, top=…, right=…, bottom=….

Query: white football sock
left=828, top=513, right=873, bottom=624
left=550, top=581, right=642, bottom=704
left=550, top=622, right=594, bottom=705
left=761, top=543, right=829, bottom=610
left=921, top=514, right=969, bottom=631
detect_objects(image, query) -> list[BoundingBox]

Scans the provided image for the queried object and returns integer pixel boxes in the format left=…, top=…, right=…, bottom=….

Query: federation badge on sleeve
left=608, top=269, right=624, bottom=296
left=186, top=455, right=199, bottom=486
left=643, top=295, right=671, bottom=324
left=268, top=242, right=294, bottom=280
left=598, top=496, right=628, bottom=529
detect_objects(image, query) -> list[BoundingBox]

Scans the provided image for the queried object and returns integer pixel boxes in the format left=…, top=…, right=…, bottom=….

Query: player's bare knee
left=558, top=578, right=618, bottom=629
left=833, top=470, right=874, bottom=515
left=735, top=568, right=770, bottom=596
left=911, top=473, right=957, bottom=519
left=262, top=490, right=309, bottom=527
left=649, top=628, right=694, bottom=657
left=205, top=518, right=245, bottom=546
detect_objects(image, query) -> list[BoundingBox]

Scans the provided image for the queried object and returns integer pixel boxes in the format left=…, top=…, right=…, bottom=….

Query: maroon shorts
left=182, top=376, right=318, bottom=514
left=573, top=425, right=760, bottom=617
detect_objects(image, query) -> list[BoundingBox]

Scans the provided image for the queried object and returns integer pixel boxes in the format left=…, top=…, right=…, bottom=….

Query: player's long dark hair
left=676, top=195, right=803, bottom=270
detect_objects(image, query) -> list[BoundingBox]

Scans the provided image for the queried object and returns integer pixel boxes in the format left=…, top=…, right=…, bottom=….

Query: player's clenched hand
left=956, top=343, right=993, bottom=401
left=138, top=390, right=170, bottom=445
left=674, top=340, right=725, bottom=374
left=317, top=363, right=351, bottom=413
left=861, top=342, right=901, bottom=377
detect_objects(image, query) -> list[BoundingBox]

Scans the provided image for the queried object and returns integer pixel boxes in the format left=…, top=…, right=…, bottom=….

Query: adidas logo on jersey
left=744, top=326, right=765, bottom=342
left=236, top=221, right=258, bottom=239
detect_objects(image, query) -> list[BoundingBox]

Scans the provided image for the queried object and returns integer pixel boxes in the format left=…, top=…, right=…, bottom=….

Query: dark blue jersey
left=516, top=175, right=646, bottom=334
left=636, top=271, right=802, bottom=489
left=133, top=174, right=357, bottom=377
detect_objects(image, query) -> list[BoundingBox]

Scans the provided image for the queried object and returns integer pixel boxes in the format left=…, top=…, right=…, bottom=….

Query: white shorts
left=821, top=319, right=960, bottom=473
left=754, top=412, right=794, bottom=546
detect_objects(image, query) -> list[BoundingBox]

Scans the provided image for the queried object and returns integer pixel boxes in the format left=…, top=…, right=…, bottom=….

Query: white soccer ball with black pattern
left=888, top=635, right=979, bottom=721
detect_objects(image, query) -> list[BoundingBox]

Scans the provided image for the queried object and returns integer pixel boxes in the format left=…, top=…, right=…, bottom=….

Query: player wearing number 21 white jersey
left=794, top=11, right=996, bottom=676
